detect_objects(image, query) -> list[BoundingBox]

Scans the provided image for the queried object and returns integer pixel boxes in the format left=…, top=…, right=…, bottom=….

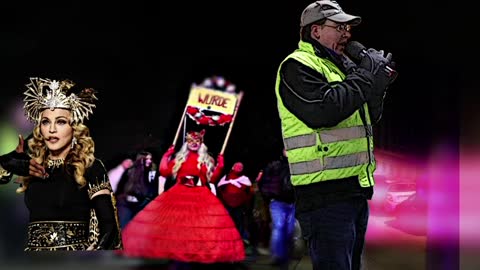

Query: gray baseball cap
left=300, top=0, right=361, bottom=27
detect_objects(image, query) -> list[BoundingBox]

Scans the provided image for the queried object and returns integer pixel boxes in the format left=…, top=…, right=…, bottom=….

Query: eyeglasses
left=323, top=24, right=352, bottom=33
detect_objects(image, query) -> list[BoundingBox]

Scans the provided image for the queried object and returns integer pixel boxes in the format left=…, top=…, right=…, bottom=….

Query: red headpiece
left=186, top=129, right=205, bottom=142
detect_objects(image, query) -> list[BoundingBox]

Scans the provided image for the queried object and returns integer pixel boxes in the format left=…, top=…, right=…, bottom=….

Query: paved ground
left=1, top=214, right=429, bottom=270
left=3, top=244, right=479, bottom=270
left=0, top=251, right=424, bottom=270
left=3, top=214, right=479, bottom=270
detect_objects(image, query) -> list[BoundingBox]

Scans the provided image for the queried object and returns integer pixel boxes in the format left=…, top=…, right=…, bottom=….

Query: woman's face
left=186, top=137, right=202, bottom=152
left=39, top=108, right=74, bottom=158
left=144, top=154, right=153, bottom=168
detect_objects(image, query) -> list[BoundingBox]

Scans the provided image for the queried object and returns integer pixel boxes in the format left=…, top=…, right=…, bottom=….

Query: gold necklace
left=47, top=158, right=65, bottom=169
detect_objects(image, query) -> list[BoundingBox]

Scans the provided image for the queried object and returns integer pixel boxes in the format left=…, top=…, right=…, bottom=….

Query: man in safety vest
left=274, top=1, right=397, bottom=269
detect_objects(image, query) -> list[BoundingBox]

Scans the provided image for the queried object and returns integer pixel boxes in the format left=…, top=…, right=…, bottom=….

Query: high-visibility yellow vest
left=275, top=41, right=375, bottom=187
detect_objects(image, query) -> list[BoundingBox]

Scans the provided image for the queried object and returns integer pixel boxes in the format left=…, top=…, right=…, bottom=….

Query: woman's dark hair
left=124, top=151, right=152, bottom=197
left=136, top=151, right=151, bottom=161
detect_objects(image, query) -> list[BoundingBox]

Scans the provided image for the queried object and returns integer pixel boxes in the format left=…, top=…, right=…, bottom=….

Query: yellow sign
left=187, top=87, right=238, bottom=115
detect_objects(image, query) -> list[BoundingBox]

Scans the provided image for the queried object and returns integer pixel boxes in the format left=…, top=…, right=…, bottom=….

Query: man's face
left=312, top=20, right=352, bottom=55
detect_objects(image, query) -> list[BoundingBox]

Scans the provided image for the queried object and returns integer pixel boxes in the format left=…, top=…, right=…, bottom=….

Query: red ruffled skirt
left=120, top=183, right=245, bottom=263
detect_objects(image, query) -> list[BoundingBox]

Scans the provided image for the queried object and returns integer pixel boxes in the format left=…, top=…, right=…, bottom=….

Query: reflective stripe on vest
left=283, top=125, right=372, bottom=150
left=320, top=125, right=372, bottom=143
left=284, top=134, right=316, bottom=150
left=289, top=151, right=369, bottom=175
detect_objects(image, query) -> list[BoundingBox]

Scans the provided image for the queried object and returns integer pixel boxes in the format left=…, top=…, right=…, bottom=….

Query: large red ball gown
left=121, top=151, right=245, bottom=263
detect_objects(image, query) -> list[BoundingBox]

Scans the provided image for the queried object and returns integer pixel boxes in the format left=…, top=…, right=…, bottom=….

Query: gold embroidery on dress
left=87, top=175, right=112, bottom=199
left=87, top=175, right=105, bottom=247
left=0, top=168, right=11, bottom=179
left=86, top=172, right=122, bottom=249
left=0, top=164, right=11, bottom=178
left=25, top=221, right=89, bottom=251
left=88, top=209, right=100, bottom=247
left=0, top=169, right=10, bottom=178
left=98, top=158, right=123, bottom=249
left=111, top=192, right=123, bottom=249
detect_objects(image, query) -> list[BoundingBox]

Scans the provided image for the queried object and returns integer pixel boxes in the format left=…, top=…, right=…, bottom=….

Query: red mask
left=186, top=129, right=205, bottom=151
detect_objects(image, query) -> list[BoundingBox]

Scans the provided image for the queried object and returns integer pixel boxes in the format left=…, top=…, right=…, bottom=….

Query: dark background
left=0, top=0, right=460, bottom=176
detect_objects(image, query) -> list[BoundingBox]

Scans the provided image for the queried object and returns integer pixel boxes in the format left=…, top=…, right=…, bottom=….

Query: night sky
left=0, top=1, right=459, bottom=175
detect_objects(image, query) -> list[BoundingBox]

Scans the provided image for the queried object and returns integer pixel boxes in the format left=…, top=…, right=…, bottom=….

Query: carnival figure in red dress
left=121, top=129, right=245, bottom=263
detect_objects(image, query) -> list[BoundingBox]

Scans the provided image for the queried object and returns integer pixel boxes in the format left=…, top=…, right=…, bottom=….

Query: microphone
left=345, top=41, right=368, bottom=61
left=345, top=41, right=397, bottom=79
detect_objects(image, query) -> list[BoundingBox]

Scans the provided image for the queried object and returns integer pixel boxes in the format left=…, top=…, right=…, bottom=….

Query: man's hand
left=370, top=60, right=398, bottom=97
left=359, top=48, right=392, bottom=75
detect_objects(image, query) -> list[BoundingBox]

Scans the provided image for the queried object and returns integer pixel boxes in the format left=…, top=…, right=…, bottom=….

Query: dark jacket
left=116, top=164, right=158, bottom=205
left=259, top=156, right=295, bottom=204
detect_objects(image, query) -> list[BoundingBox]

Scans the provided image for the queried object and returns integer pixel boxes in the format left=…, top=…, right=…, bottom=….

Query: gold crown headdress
left=23, top=77, right=98, bottom=124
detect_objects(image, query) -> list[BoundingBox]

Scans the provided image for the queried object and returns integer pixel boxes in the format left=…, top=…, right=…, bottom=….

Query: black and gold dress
left=22, top=159, right=122, bottom=251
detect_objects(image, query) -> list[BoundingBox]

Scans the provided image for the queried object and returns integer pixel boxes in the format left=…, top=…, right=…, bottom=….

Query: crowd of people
left=107, top=131, right=302, bottom=268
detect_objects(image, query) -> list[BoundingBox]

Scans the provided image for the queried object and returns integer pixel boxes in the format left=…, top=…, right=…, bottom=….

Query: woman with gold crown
left=121, top=128, right=245, bottom=265
left=0, top=77, right=122, bottom=251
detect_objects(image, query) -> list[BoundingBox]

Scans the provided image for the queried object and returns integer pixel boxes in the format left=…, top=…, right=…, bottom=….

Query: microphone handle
left=384, top=65, right=398, bottom=80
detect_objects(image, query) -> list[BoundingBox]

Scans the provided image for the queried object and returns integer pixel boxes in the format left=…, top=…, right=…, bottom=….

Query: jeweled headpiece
left=23, top=77, right=97, bottom=124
